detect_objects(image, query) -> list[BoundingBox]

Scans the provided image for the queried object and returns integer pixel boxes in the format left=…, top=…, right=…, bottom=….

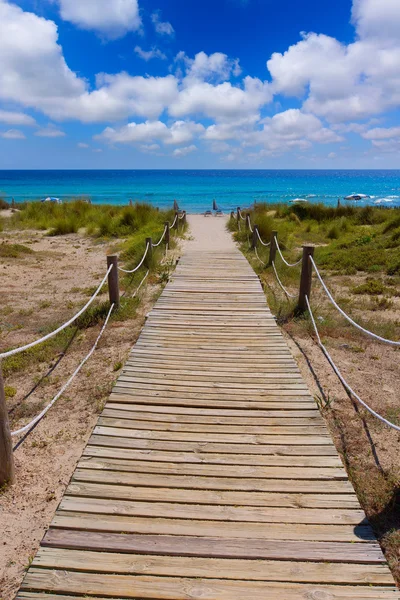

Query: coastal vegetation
left=230, top=202, right=400, bottom=581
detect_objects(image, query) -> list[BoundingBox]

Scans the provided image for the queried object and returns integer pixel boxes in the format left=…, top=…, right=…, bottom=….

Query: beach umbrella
left=213, top=199, right=217, bottom=210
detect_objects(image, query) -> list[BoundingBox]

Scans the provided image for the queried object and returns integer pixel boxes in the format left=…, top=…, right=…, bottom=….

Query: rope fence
left=275, top=237, right=302, bottom=267
left=310, top=256, right=400, bottom=347
left=11, top=303, right=114, bottom=442
left=0, top=266, right=112, bottom=360
left=0, top=204, right=185, bottom=485
left=306, top=296, right=400, bottom=432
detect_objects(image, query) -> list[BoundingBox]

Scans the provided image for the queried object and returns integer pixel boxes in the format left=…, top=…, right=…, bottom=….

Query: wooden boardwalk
left=18, top=218, right=398, bottom=599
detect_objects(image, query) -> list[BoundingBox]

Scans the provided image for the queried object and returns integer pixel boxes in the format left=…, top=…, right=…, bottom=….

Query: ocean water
left=1, top=170, right=400, bottom=213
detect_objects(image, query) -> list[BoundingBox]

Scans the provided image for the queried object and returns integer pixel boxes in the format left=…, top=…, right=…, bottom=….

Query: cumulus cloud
left=56, top=0, right=141, bottom=39
left=77, top=142, right=89, bottom=148
left=35, top=125, right=66, bottom=137
left=178, top=51, right=242, bottom=82
left=0, top=109, right=36, bottom=126
left=134, top=46, right=167, bottom=61
left=1, top=129, right=26, bottom=139
left=173, top=145, right=196, bottom=157
left=362, top=126, right=400, bottom=140
left=267, top=0, right=400, bottom=123
left=151, top=10, right=174, bottom=36
left=96, top=119, right=204, bottom=146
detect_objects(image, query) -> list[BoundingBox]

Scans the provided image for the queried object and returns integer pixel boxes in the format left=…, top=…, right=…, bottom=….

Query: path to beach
left=18, top=215, right=397, bottom=599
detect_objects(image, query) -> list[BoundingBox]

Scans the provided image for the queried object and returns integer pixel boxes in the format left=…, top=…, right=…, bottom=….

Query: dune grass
left=9, top=200, right=174, bottom=238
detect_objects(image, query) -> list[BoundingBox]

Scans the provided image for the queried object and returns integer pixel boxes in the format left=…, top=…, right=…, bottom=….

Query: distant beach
left=1, top=169, right=400, bottom=211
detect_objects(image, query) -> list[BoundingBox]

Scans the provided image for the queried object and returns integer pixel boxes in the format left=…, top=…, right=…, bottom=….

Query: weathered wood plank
left=33, top=548, right=394, bottom=584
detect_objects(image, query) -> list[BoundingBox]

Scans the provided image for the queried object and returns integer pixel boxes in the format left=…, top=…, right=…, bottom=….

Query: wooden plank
left=21, top=571, right=399, bottom=598
left=33, top=548, right=394, bottom=584
left=80, top=453, right=347, bottom=479
left=91, top=427, right=333, bottom=446
left=66, top=481, right=359, bottom=508
left=102, top=406, right=323, bottom=422
left=51, top=512, right=376, bottom=543
left=89, top=434, right=338, bottom=457
left=73, top=467, right=354, bottom=492
left=96, top=417, right=328, bottom=436
left=58, top=495, right=366, bottom=524
left=105, top=403, right=322, bottom=417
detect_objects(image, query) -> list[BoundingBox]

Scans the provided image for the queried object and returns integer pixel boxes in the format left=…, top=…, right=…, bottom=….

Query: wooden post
left=0, top=367, right=15, bottom=486
left=145, top=237, right=153, bottom=268
left=230, top=211, right=234, bottom=220
left=164, top=222, right=170, bottom=246
left=106, top=255, right=120, bottom=309
left=268, top=230, right=278, bottom=266
left=251, top=225, right=258, bottom=250
left=245, top=213, right=251, bottom=231
left=298, top=246, right=315, bottom=314
left=236, top=207, right=240, bottom=223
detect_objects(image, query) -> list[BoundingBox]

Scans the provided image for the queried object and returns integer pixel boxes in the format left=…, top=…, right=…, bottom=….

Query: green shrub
left=352, top=278, right=387, bottom=295
left=48, top=218, right=79, bottom=236
left=327, top=225, right=340, bottom=239
left=0, top=243, right=34, bottom=258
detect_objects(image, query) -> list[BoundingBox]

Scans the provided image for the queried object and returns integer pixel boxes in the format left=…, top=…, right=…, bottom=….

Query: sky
left=0, top=0, right=400, bottom=169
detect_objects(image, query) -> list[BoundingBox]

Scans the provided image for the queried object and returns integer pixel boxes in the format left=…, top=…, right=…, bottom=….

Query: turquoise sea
left=1, top=170, right=400, bottom=212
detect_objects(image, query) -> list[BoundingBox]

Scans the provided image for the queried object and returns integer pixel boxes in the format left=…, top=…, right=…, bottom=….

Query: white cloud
left=0, top=109, right=36, bottom=126
left=151, top=10, right=174, bottom=36
left=35, top=125, right=65, bottom=137
left=77, top=142, right=89, bottom=148
left=267, top=0, right=400, bottom=123
left=173, top=145, right=196, bottom=157
left=170, top=76, right=271, bottom=121
left=179, top=51, right=242, bottom=82
left=134, top=46, right=167, bottom=61
left=328, top=152, right=337, bottom=158
left=96, top=119, right=204, bottom=146
left=362, top=126, right=400, bottom=140
left=1, top=129, right=26, bottom=139
left=0, top=0, right=86, bottom=113
left=56, top=0, right=141, bottom=39
left=352, top=0, right=400, bottom=40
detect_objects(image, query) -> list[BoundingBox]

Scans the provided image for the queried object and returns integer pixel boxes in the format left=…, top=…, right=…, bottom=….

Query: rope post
left=251, top=225, right=258, bottom=250
left=106, top=255, right=120, bottom=309
left=164, top=222, right=170, bottom=246
left=298, top=246, right=315, bottom=314
left=268, top=230, right=278, bottom=266
left=236, top=207, right=240, bottom=223
left=0, top=366, right=15, bottom=486
left=245, top=213, right=251, bottom=231
left=230, top=211, right=234, bottom=220
left=145, top=237, right=153, bottom=268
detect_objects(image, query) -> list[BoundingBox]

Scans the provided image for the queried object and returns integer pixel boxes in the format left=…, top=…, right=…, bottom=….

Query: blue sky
left=0, top=0, right=400, bottom=169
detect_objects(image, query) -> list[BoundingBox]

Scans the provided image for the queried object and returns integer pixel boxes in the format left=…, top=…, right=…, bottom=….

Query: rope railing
left=254, top=246, right=267, bottom=266
left=0, top=266, right=113, bottom=360
left=12, top=303, right=115, bottom=444
left=0, top=203, right=185, bottom=485
left=272, top=261, right=297, bottom=299
left=256, top=228, right=271, bottom=247
left=310, top=256, right=400, bottom=346
left=306, top=296, right=400, bottom=432
left=275, top=237, right=302, bottom=267
left=118, top=242, right=150, bottom=274
left=152, top=226, right=167, bottom=248
left=171, top=213, right=178, bottom=228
